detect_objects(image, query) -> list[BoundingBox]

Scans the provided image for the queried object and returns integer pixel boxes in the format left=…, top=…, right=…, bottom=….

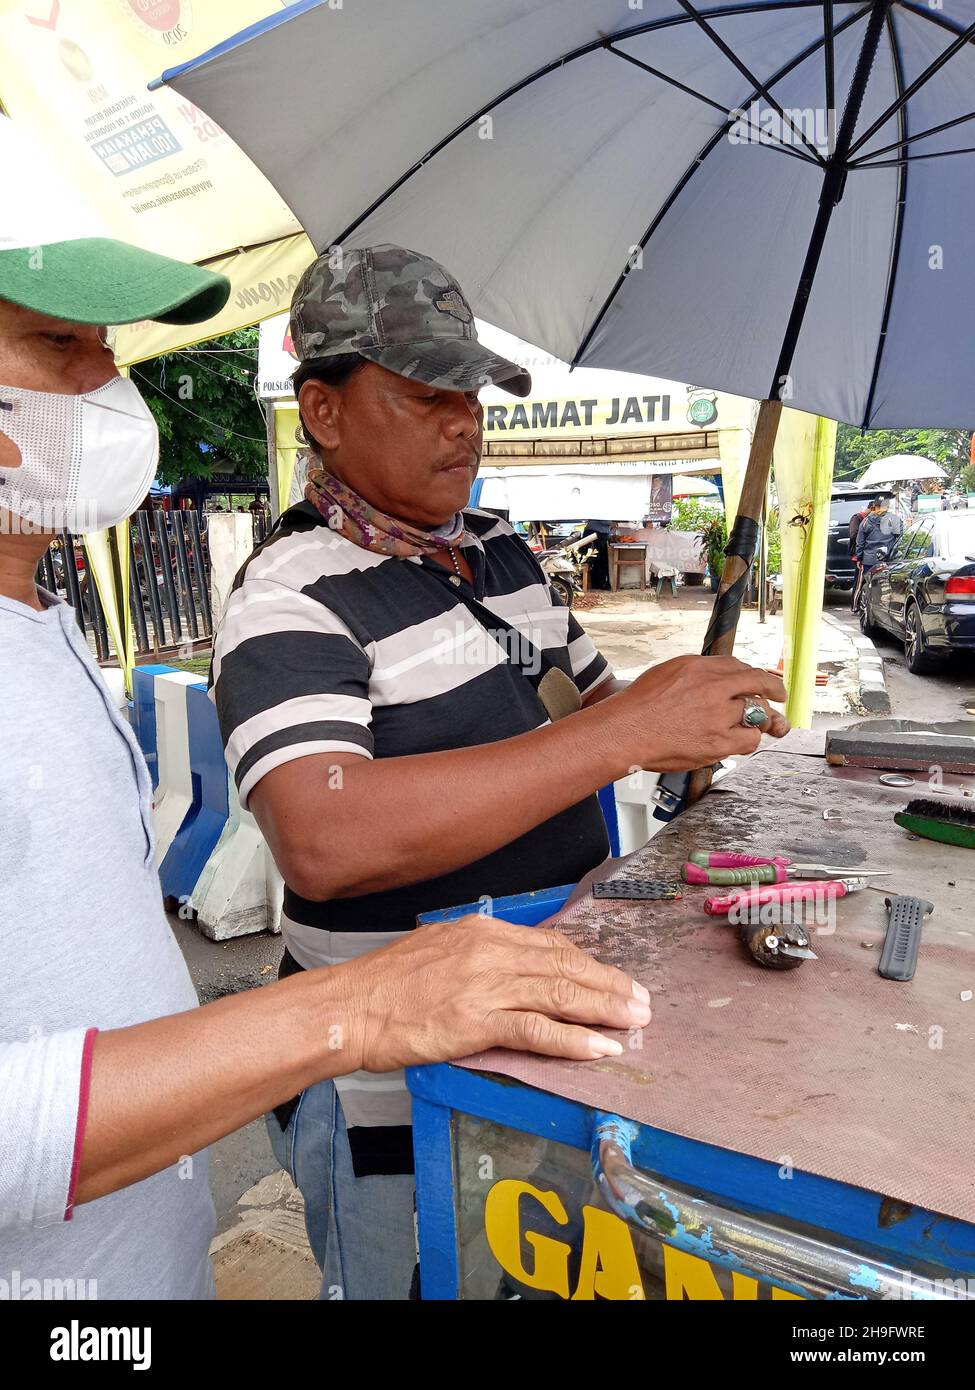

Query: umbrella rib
left=673, top=0, right=827, bottom=163
left=853, top=145, right=975, bottom=165
left=849, top=108, right=975, bottom=165
left=846, top=18, right=975, bottom=158
left=895, top=0, right=975, bottom=47
left=761, top=141, right=823, bottom=164
left=606, top=44, right=820, bottom=163
left=604, top=43, right=734, bottom=118
left=824, top=0, right=836, bottom=154
left=861, top=6, right=908, bottom=431
left=570, top=3, right=872, bottom=369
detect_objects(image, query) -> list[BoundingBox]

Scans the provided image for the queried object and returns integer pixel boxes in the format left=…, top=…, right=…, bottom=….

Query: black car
left=825, top=486, right=894, bottom=591
left=860, top=511, right=975, bottom=674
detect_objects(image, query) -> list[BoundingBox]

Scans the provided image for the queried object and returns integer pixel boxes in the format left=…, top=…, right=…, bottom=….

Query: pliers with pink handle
left=682, top=850, right=889, bottom=886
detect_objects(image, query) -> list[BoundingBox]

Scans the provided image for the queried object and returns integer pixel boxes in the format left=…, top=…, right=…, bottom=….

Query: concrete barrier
left=208, top=512, right=255, bottom=627
left=132, top=665, right=282, bottom=940
left=148, top=670, right=208, bottom=864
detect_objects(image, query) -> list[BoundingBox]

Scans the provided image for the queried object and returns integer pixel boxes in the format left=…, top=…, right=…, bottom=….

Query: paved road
left=824, top=594, right=975, bottom=723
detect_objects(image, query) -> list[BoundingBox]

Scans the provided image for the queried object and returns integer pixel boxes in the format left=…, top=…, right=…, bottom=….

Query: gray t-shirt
left=0, top=590, right=214, bottom=1299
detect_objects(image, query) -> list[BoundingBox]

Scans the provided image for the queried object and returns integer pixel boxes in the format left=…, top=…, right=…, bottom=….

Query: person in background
left=854, top=495, right=904, bottom=612
left=583, top=517, right=613, bottom=589
left=848, top=501, right=870, bottom=610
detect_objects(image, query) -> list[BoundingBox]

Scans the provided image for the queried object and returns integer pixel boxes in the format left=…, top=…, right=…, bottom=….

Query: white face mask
left=0, top=375, right=159, bottom=534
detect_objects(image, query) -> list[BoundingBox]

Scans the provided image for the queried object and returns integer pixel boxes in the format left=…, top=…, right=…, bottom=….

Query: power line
left=179, top=347, right=258, bottom=355
left=132, top=368, right=267, bottom=445
left=172, top=351, right=256, bottom=388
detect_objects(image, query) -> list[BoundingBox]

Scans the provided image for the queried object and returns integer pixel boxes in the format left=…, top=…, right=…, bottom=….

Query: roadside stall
left=114, top=2, right=975, bottom=1302
left=409, top=728, right=975, bottom=1300
left=6, top=0, right=975, bottom=1311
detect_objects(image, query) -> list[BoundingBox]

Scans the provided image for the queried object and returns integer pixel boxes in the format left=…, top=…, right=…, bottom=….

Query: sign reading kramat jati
left=485, top=393, right=672, bottom=436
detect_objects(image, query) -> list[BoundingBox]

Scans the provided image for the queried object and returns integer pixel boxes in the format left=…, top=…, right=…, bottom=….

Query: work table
left=460, top=732, right=975, bottom=1225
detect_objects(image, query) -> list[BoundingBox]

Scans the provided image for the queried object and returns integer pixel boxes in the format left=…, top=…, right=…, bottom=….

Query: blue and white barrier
left=131, top=666, right=282, bottom=940
left=137, top=668, right=205, bottom=864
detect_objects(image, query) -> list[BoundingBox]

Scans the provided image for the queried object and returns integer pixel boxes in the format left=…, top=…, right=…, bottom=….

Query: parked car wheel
left=859, top=588, right=878, bottom=638
left=904, top=601, right=935, bottom=675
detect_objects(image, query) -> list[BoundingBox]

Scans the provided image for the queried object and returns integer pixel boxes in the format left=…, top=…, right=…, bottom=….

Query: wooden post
left=706, top=397, right=782, bottom=655
left=686, top=397, right=783, bottom=804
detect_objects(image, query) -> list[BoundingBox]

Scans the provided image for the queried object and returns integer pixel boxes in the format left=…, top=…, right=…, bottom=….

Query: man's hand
left=606, top=655, right=790, bottom=772
left=337, top=916, right=651, bottom=1071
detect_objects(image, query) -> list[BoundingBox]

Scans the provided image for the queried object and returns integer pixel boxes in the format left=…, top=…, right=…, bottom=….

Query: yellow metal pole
left=779, top=414, right=837, bottom=729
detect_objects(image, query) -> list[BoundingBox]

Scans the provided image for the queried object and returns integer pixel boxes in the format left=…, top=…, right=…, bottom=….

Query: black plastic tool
left=592, top=879, right=683, bottom=902
left=878, top=895, right=933, bottom=981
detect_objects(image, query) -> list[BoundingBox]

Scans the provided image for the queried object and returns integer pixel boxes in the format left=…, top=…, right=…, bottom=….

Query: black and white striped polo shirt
left=212, top=500, right=612, bottom=934
left=211, top=502, right=612, bottom=1164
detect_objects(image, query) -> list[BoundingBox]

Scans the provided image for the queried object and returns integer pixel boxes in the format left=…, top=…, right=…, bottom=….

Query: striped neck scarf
left=304, top=463, right=466, bottom=557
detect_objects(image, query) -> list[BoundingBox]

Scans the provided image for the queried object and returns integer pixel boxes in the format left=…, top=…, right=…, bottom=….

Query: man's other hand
left=337, top=916, right=651, bottom=1072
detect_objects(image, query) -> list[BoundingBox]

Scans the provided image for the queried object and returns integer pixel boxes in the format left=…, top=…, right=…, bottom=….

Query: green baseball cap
left=0, top=116, right=230, bottom=326
left=290, top=243, right=531, bottom=397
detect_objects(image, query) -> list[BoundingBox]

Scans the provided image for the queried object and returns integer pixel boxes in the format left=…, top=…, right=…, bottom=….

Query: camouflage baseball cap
left=289, top=243, right=531, bottom=397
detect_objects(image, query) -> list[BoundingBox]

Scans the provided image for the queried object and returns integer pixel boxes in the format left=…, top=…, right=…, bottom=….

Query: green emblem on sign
left=688, top=396, right=718, bottom=426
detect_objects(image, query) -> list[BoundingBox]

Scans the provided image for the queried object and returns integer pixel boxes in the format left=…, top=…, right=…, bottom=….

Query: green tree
left=130, top=328, right=268, bottom=488
left=834, top=426, right=971, bottom=483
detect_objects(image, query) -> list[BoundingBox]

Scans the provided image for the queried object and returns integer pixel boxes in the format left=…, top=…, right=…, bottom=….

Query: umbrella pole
left=685, top=396, right=782, bottom=804
left=703, top=397, right=782, bottom=657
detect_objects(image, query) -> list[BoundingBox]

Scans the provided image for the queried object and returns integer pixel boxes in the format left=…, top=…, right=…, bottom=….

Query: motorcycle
left=854, top=544, right=889, bottom=622
left=537, top=532, right=597, bottom=608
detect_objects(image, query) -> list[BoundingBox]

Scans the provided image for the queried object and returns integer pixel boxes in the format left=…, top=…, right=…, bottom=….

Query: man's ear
left=298, top=380, right=342, bottom=455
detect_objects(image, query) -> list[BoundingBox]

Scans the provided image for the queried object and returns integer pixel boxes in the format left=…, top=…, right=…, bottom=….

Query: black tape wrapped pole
left=654, top=398, right=782, bottom=817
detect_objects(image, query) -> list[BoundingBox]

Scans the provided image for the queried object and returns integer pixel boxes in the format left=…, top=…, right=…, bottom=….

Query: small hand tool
left=592, top=879, right=683, bottom=901
left=703, top=877, right=872, bottom=915
left=739, top=919, right=817, bottom=970
left=683, top=850, right=889, bottom=886
left=878, top=896, right=934, bottom=981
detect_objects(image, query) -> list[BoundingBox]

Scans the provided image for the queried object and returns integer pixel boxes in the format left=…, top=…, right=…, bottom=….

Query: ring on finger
left=741, top=697, right=769, bottom=728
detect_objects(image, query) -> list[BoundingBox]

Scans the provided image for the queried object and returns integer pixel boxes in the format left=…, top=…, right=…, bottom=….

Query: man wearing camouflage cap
left=210, top=244, right=788, bottom=1299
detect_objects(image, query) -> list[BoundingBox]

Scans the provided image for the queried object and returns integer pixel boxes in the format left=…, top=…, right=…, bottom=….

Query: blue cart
left=407, top=742, right=975, bottom=1302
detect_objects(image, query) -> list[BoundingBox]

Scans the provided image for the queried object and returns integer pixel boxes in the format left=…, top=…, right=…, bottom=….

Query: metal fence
left=36, top=508, right=270, bottom=663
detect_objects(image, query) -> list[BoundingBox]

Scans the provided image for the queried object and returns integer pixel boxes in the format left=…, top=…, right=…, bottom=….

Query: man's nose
left=73, top=337, right=120, bottom=395
left=445, top=393, right=482, bottom=437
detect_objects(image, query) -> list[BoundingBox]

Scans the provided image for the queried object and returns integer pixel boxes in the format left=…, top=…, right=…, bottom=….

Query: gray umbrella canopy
left=157, top=0, right=975, bottom=429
